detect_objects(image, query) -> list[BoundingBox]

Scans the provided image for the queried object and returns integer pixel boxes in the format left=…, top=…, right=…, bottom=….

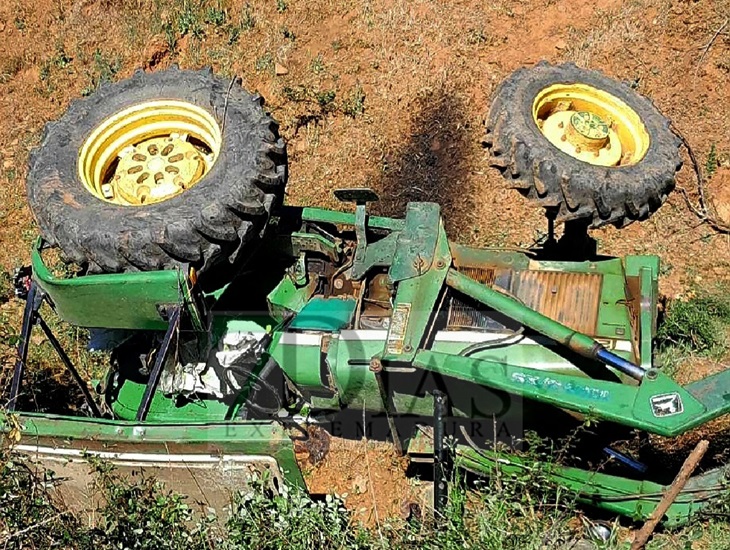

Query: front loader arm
left=416, top=267, right=730, bottom=437
left=414, top=350, right=714, bottom=437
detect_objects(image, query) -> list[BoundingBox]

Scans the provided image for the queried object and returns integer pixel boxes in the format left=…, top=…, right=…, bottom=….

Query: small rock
left=275, top=63, right=289, bottom=76
left=352, top=476, right=368, bottom=494
left=555, top=39, right=567, bottom=50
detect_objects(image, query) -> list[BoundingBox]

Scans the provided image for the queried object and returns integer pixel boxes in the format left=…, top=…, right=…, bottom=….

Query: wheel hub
left=541, top=108, right=622, bottom=166
left=569, top=112, right=609, bottom=147
left=106, top=134, right=208, bottom=205
left=532, top=83, right=650, bottom=167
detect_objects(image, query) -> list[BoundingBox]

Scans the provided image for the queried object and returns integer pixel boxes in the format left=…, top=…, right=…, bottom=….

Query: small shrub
left=89, top=461, right=217, bottom=550
left=225, top=474, right=371, bottom=549
left=0, top=269, right=12, bottom=303
left=310, top=53, right=325, bottom=74
left=204, top=3, right=226, bottom=27
left=239, top=3, right=256, bottom=30
left=315, top=89, right=336, bottom=111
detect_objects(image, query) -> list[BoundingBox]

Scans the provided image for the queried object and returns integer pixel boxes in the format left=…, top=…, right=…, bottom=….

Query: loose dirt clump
left=297, top=436, right=420, bottom=527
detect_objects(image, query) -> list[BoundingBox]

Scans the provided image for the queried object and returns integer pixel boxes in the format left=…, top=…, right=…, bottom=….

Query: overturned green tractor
left=4, top=62, right=724, bottom=527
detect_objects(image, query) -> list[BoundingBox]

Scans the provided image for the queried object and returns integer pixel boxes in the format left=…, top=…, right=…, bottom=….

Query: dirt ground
left=1, top=0, right=730, bottom=527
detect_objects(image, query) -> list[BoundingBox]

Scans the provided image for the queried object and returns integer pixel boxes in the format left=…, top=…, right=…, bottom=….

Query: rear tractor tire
left=485, top=62, right=682, bottom=228
left=27, top=67, right=287, bottom=275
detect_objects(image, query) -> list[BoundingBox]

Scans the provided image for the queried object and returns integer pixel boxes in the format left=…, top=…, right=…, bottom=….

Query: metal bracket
left=334, top=188, right=379, bottom=280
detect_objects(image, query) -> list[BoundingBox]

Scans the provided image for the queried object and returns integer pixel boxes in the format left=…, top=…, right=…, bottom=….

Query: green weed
left=276, top=0, right=288, bottom=13
left=341, top=84, right=366, bottom=117
left=204, top=2, right=226, bottom=27
left=255, top=52, right=274, bottom=73
left=310, top=53, right=325, bottom=74
left=0, top=269, right=12, bottom=304
left=81, top=49, right=121, bottom=96
left=466, top=27, right=490, bottom=45
left=657, top=288, right=730, bottom=355
left=239, top=3, right=256, bottom=31
left=316, top=89, right=336, bottom=111
left=706, top=143, right=718, bottom=179
left=281, top=26, right=295, bottom=41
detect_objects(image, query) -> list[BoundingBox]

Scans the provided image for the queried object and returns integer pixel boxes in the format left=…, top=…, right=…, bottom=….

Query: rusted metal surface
left=512, top=270, right=603, bottom=335
left=446, top=266, right=496, bottom=329
left=624, top=275, right=643, bottom=363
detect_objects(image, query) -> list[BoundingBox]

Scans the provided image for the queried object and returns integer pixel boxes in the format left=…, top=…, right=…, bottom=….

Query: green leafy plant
left=255, top=52, right=274, bottom=73
left=657, top=289, right=730, bottom=354
left=706, top=143, right=718, bottom=179
left=341, top=84, right=365, bottom=117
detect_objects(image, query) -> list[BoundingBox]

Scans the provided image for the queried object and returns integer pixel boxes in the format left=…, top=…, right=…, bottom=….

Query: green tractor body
left=5, top=194, right=727, bottom=526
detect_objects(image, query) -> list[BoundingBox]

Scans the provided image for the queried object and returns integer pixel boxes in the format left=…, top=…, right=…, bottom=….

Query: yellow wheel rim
left=532, top=84, right=650, bottom=167
left=78, top=100, right=222, bottom=205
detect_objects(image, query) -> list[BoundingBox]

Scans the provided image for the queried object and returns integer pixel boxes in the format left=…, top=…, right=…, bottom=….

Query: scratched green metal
left=351, top=232, right=399, bottom=279
left=454, top=445, right=722, bottom=527
left=389, top=203, right=443, bottom=282
left=449, top=242, right=531, bottom=270
left=594, top=272, right=634, bottom=340
left=430, top=339, right=633, bottom=372
left=269, top=331, right=323, bottom=389
left=111, top=379, right=232, bottom=421
left=624, top=255, right=660, bottom=369
left=32, top=242, right=199, bottom=330
left=267, top=276, right=315, bottom=322
left=382, top=209, right=451, bottom=363
left=290, top=231, right=340, bottom=261
left=413, top=350, right=718, bottom=436
left=329, top=334, right=436, bottom=415
left=1, top=411, right=304, bottom=488
left=299, top=206, right=405, bottom=231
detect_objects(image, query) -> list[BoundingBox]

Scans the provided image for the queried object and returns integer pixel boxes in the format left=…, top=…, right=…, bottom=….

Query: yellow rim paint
left=78, top=100, right=222, bottom=205
left=532, top=84, right=650, bottom=167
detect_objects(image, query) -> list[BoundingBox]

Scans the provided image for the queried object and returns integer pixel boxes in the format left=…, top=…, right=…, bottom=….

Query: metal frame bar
left=36, top=316, right=102, bottom=418
left=7, top=284, right=41, bottom=411
left=433, top=390, right=450, bottom=520
left=8, top=282, right=102, bottom=417
left=135, top=306, right=182, bottom=421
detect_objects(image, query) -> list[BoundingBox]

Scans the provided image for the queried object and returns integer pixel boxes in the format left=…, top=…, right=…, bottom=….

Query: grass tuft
left=657, top=288, right=730, bottom=355
left=341, top=84, right=366, bottom=117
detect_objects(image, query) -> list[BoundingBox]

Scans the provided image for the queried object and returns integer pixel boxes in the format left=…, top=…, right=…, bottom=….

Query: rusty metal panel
left=513, top=270, right=603, bottom=335
left=446, top=267, right=496, bottom=329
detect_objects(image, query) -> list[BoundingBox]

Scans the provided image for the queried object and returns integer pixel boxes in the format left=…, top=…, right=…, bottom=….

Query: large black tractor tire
left=485, top=62, right=681, bottom=227
left=27, top=67, right=287, bottom=274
